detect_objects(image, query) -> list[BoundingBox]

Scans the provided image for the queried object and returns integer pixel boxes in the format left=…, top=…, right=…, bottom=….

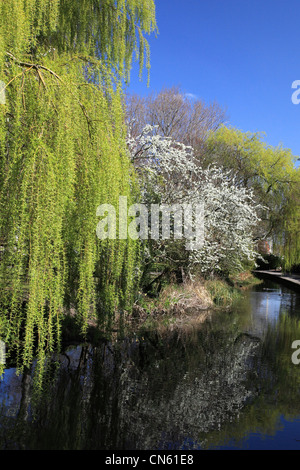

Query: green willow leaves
left=0, top=0, right=157, bottom=379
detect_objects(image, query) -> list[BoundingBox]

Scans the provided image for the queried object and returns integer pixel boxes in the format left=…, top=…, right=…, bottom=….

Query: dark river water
left=0, top=278, right=300, bottom=450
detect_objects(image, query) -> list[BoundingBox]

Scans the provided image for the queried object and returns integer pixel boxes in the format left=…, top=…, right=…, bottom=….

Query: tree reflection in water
left=0, top=280, right=300, bottom=450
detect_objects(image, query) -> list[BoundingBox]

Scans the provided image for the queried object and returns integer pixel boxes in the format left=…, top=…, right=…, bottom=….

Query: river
left=0, top=278, right=300, bottom=450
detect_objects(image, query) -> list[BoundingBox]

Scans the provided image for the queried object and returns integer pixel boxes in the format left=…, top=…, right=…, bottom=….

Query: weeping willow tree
left=205, top=126, right=300, bottom=272
left=0, top=0, right=157, bottom=378
left=275, top=168, right=300, bottom=271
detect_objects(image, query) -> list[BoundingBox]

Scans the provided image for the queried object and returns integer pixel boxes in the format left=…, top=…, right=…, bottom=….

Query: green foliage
left=204, top=279, right=241, bottom=307
left=0, top=0, right=157, bottom=377
left=289, top=263, right=300, bottom=273
left=206, top=126, right=300, bottom=270
left=256, top=254, right=282, bottom=271
left=0, top=0, right=157, bottom=80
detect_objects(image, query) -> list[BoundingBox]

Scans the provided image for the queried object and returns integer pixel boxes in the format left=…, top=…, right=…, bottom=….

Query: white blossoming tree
left=127, top=125, right=262, bottom=290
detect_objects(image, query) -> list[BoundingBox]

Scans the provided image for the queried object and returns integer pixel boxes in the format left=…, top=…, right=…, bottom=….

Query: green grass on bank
left=133, top=272, right=262, bottom=327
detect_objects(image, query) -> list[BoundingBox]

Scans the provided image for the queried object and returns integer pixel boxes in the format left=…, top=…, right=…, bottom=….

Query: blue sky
left=126, top=0, right=300, bottom=160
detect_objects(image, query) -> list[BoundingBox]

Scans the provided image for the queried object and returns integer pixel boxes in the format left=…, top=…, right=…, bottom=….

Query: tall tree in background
left=205, top=126, right=300, bottom=270
left=0, top=0, right=157, bottom=378
left=126, top=89, right=300, bottom=273
left=126, top=86, right=227, bottom=157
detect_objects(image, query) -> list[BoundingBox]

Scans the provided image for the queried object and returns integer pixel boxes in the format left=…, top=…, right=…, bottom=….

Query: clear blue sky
left=126, top=0, right=300, bottom=160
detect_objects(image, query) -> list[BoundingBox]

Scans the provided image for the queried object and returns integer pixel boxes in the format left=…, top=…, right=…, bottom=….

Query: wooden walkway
left=253, top=270, right=300, bottom=292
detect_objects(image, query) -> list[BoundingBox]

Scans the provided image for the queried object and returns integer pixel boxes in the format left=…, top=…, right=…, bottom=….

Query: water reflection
left=242, top=280, right=300, bottom=337
left=0, top=279, right=300, bottom=450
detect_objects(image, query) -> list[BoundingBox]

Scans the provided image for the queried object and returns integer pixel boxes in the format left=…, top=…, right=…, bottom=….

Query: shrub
left=256, top=254, right=282, bottom=270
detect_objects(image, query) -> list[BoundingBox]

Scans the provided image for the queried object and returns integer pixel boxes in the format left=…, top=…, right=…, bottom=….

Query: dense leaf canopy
left=205, top=126, right=300, bottom=270
left=0, top=0, right=157, bottom=380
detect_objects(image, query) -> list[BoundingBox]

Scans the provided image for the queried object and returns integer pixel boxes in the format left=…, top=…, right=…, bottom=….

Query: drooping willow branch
left=5, top=51, right=62, bottom=81
left=5, top=51, right=92, bottom=137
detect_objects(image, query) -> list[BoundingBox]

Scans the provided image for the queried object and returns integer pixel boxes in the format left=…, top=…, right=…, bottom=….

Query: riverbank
left=123, top=272, right=262, bottom=333
left=58, top=272, right=263, bottom=347
left=253, top=270, right=300, bottom=293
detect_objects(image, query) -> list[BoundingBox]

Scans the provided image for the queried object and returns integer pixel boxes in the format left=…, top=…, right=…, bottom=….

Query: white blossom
left=127, top=125, right=262, bottom=275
